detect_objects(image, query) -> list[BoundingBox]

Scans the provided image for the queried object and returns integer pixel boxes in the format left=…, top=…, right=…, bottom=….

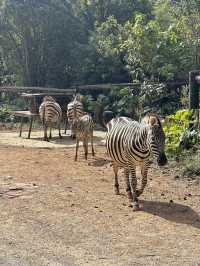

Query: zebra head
left=145, top=114, right=167, bottom=166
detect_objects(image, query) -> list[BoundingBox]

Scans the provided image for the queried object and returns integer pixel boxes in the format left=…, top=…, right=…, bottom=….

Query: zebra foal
left=39, top=96, right=62, bottom=141
left=67, top=94, right=84, bottom=138
left=105, top=113, right=167, bottom=211
left=72, top=114, right=95, bottom=161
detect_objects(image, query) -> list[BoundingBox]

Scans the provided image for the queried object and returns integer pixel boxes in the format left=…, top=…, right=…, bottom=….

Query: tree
left=0, top=0, right=85, bottom=87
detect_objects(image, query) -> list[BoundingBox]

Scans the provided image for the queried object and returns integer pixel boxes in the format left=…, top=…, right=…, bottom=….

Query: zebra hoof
left=136, top=190, right=141, bottom=197
left=132, top=203, right=140, bottom=211
left=127, top=193, right=133, bottom=202
left=115, top=190, right=120, bottom=195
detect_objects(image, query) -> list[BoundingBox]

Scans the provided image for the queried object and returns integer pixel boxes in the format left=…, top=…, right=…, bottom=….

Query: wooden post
left=189, top=70, right=200, bottom=129
left=19, top=117, right=24, bottom=137
left=189, top=70, right=200, bottom=109
left=28, top=116, right=34, bottom=139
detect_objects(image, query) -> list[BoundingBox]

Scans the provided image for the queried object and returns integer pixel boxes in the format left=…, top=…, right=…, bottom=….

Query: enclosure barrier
left=189, top=70, right=200, bottom=128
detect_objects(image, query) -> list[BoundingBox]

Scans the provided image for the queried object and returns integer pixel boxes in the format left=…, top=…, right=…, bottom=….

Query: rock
left=169, top=200, right=174, bottom=203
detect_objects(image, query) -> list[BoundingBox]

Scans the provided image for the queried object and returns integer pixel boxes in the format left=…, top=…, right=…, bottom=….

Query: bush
left=0, top=106, right=13, bottom=123
left=163, top=109, right=199, bottom=157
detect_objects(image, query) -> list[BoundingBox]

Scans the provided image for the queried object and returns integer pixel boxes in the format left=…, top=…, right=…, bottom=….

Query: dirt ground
left=0, top=130, right=106, bottom=148
left=0, top=132, right=200, bottom=266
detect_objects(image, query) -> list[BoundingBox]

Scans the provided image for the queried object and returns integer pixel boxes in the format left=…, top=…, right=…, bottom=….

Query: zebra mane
left=73, top=93, right=81, bottom=102
left=43, top=96, right=56, bottom=103
left=142, top=113, right=162, bottom=127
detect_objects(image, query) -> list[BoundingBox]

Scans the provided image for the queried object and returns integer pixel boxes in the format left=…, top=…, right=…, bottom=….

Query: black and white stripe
left=39, top=96, right=62, bottom=141
left=67, top=95, right=85, bottom=138
left=105, top=113, right=167, bottom=211
left=73, top=114, right=95, bottom=161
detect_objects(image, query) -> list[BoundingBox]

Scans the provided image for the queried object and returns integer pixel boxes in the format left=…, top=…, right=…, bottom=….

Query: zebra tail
left=42, top=104, right=46, bottom=126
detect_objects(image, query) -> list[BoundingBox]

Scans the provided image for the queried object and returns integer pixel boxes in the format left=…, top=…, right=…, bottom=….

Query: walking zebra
left=105, top=113, right=167, bottom=211
left=67, top=94, right=84, bottom=138
left=72, top=114, right=95, bottom=161
left=39, top=96, right=62, bottom=141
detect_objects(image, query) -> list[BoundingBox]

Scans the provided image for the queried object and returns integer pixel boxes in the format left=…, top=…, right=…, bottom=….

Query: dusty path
left=0, top=130, right=106, bottom=148
left=0, top=144, right=200, bottom=266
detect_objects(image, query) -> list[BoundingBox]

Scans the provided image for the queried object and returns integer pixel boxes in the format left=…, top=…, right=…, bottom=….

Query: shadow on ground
left=141, top=200, right=200, bottom=229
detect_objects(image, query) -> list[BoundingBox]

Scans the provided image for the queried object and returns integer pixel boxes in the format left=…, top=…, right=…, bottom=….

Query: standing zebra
left=105, top=113, right=167, bottom=211
left=72, top=114, right=95, bottom=161
left=39, top=96, right=62, bottom=141
left=67, top=94, right=84, bottom=138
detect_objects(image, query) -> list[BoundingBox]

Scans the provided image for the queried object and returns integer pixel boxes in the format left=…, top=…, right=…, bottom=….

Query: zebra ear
left=149, top=117, right=158, bottom=126
left=160, top=118, right=165, bottom=125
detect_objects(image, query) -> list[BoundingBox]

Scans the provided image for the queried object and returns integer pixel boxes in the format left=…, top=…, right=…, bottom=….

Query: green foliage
left=139, top=82, right=179, bottom=115
left=0, top=106, right=13, bottom=122
left=81, top=94, right=95, bottom=114
left=98, top=87, right=139, bottom=118
left=180, top=85, right=189, bottom=109
left=163, top=109, right=199, bottom=156
left=0, top=0, right=200, bottom=97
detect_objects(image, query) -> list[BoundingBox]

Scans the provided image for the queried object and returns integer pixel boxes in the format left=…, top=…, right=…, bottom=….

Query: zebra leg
left=71, top=125, right=76, bottom=139
left=113, top=163, right=119, bottom=195
left=58, top=123, right=62, bottom=139
left=137, top=161, right=149, bottom=197
left=84, top=139, right=88, bottom=160
left=64, top=119, right=67, bottom=134
left=129, top=164, right=139, bottom=211
left=49, top=127, right=52, bottom=139
left=74, top=138, right=79, bottom=161
left=124, top=168, right=132, bottom=201
left=69, top=123, right=73, bottom=138
left=44, top=125, right=49, bottom=142
left=91, top=134, right=95, bottom=156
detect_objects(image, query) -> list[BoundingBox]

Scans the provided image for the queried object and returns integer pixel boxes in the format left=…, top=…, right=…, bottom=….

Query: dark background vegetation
left=1, top=0, right=200, bottom=115
left=1, top=0, right=200, bottom=89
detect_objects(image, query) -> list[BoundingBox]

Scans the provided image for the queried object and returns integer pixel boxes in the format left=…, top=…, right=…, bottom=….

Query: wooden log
left=0, top=86, right=76, bottom=93
left=75, top=83, right=140, bottom=91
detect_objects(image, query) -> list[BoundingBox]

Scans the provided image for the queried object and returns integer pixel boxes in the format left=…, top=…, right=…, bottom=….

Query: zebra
left=72, top=114, right=95, bottom=161
left=103, top=110, right=133, bottom=131
left=105, top=112, right=167, bottom=211
left=39, top=96, right=62, bottom=141
left=67, top=94, right=84, bottom=138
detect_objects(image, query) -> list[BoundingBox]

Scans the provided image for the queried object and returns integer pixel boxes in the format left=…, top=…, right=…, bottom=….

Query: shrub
left=0, top=106, right=13, bottom=123
left=163, top=109, right=199, bottom=157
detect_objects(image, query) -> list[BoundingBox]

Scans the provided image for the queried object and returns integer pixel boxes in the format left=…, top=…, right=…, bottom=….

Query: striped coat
left=73, top=114, right=95, bottom=161
left=105, top=113, right=167, bottom=211
left=67, top=95, right=84, bottom=138
left=39, top=96, right=62, bottom=141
